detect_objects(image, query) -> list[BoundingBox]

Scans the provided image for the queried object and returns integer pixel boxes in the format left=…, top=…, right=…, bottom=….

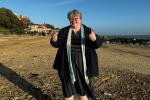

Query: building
left=28, top=24, right=51, bottom=35
left=14, top=14, right=31, bottom=25
left=21, top=18, right=27, bottom=24
left=20, top=15, right=29, bottom=19
left=14, top=14, right=21, bottom=20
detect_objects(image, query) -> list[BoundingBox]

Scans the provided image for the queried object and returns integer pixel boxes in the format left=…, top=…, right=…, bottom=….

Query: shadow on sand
left=0, top=63, right=52, bottom=100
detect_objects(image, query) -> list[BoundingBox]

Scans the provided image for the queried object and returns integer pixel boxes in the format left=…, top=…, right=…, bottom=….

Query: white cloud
left=40, top=0, right=87, bottom=6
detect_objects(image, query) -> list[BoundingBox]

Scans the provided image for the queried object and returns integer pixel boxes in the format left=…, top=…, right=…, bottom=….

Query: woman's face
left=70, top=16, right=82, bottom=28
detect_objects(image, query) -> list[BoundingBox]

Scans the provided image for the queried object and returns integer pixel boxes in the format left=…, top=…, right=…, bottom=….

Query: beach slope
left=0, top=37, right=150, bottom=100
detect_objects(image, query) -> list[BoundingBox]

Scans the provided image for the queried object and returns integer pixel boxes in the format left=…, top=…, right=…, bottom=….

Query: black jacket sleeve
left=90, top=34, right=103, bottom=49
left=84, top=26, right=103, bottom=49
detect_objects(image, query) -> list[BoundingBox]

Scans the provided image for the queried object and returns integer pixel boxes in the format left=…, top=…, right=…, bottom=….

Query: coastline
left=114, top=35, right=150, bottom=40
left=104, top=35, right=150, bottom=40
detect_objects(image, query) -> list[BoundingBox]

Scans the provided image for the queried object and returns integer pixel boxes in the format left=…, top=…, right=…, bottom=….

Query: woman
left=50, top=9, right=102, bottom=100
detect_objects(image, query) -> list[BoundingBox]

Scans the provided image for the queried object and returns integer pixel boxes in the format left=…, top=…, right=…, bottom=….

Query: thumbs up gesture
left=52, top=30, right=58, bottom=42
left=89, top=29, right=96, bottom=41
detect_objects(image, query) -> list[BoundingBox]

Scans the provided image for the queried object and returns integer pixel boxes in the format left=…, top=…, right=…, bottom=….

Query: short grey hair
left=67, top=9, right=82, bottom=20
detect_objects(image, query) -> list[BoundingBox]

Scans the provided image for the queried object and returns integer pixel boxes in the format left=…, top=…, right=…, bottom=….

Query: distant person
left=50, top=9, right=102, bottom=100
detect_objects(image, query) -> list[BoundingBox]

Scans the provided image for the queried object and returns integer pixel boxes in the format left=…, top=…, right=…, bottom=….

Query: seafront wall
left=99, top=35, right=150, bottom=47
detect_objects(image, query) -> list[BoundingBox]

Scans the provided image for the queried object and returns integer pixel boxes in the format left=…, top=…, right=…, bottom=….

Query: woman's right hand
left=52, top=30, right=58, bottom=42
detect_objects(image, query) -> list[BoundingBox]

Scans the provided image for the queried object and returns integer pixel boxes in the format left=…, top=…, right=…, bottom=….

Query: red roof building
left=28, top=24, right=51, bottom=34
left=21, top=18, right=27, bottom=24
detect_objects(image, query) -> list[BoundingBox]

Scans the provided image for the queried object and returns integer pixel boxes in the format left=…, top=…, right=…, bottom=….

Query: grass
left=0, top=27, right=10, bottom=34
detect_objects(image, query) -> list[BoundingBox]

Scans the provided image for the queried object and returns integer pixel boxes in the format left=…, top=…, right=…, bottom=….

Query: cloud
left=40, top=0, right=87, bottom=7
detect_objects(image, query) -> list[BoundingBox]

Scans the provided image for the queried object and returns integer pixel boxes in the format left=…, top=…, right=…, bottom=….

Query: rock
left=104, top=92, right=112, bottom=96
left=27, top=95, right=32, bottom=99
left=101, top=77, right=110, bottom=82
left=14, top=96, right=25, bottom=100
left=95, top=96, right=101, bottom=100
left=0, top=85, right=8, bottom=89
left=19, top=65, right=23, bottom=68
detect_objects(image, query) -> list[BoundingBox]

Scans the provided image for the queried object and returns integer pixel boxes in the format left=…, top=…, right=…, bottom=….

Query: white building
left=28, top=24, right=51, bottom=35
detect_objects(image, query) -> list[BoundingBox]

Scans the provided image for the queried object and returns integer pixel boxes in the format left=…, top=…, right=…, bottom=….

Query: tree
left=55, top=28, right=60, bottom=30
left=15, top=28, right=25, bottom=34
left=45, top=24, right=51, bottom=28
left=0, top=7, right=25, bottom=34
left=50, top=25, right=55, bottom=29
left=10, top=29, right=14, bottom=34
left=45, top=23, right=55, bottom=29
left=55, top=28, right=61, bottom=32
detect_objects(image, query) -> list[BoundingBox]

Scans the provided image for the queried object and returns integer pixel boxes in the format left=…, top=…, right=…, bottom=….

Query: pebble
left=95, top=96, right=101, bottom=100
left=19, top=65, right=23, bottom=68
left=27, top=95, right=32, bottom=99
left=104, top=92, right=112, bottom=96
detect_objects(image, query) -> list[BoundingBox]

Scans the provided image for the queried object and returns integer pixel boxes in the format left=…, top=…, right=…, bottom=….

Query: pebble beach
left=0, top=36, right=150, bottom=100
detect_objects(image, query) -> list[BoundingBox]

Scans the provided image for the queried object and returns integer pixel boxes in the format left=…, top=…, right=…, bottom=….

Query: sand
left=0, top=36, right=150, bottom=100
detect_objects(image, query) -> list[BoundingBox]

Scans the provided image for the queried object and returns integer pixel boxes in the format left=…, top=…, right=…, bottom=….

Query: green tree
left=50, top=25, right=55, bottom=29
left=10, top=29, right=14, bottom=34
left=55, top=28, right=61, bottom=32
left=15, top=28, right=25, bottom=34
left=45, top=24, right=51, bottom=28
left=0, top=7, right=25, bottom=34
left=55, top=28, right=60, bottom=30
left=0, top=7, right=24, bottom=29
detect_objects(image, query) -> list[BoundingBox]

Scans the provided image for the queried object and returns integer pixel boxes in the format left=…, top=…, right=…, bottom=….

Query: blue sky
left=0, top=0, right=150, bottom=36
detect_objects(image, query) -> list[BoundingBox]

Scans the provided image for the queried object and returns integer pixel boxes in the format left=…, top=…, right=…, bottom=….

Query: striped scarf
left=66, top=24, right=89, bottom=84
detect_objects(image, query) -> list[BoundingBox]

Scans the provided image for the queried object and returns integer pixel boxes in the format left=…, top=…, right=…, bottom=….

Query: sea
left=112, top=35, right=150, bottom=40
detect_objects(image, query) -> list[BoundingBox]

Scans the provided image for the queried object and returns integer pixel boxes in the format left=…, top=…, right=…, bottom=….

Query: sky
left=0, top=0, right=150, bottom=36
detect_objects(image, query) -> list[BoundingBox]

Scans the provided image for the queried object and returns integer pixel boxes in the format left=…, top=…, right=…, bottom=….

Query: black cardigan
left=50, top=24, right=103, bottom=77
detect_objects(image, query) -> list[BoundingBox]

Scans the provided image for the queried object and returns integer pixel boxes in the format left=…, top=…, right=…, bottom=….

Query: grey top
left=71, top=30, right=81, bottom=53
